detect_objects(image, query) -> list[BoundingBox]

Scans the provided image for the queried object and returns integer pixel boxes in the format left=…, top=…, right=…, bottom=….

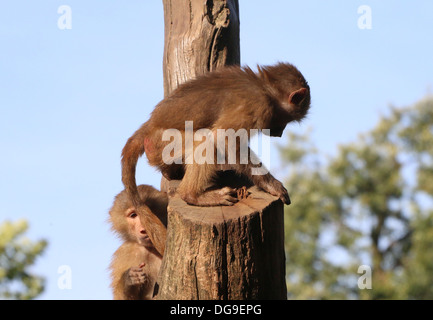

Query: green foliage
left=281, top=96, right=433, bottom=299
left=0, top=219, right=48, bottom=299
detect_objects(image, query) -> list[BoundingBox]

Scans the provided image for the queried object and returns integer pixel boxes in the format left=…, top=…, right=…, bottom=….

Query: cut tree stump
left=157, top=174, right=287, bottom=300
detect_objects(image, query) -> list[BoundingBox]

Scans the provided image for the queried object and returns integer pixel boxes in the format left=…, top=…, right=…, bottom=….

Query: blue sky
left=0, top=1, right=432, bottom=299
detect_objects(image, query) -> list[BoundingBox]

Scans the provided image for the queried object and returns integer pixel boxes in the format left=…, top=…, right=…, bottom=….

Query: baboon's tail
left=121, top=123, right=167, bottom=256
left=121, top=125, right=147, bottom=207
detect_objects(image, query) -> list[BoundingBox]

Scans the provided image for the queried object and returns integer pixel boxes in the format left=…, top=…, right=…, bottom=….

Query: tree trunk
left=158, top=178, right=287, bottom=300
left=157, top=0, right=287, bottom=300
left=162, top=0, right=240, bottom=95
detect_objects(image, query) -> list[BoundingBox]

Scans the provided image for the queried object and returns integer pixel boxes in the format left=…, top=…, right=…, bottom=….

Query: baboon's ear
left=288, top=87, right=308, bottom=105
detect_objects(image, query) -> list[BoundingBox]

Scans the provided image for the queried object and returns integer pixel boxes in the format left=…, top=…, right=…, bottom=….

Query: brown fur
left=120, top=138, right=168, bottom=256
left=122, top=62, right=310, bottom=209
left=109, top=185, right=167, bottom=300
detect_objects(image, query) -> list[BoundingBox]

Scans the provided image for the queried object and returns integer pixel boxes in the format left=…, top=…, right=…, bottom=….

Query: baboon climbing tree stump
left=157, top=178, right=287, bottom=300
left=155, top=0, right=287, bottom=299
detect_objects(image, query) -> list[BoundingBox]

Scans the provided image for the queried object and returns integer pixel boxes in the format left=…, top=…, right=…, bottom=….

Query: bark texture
left=158, top=180, right=287, bottom=300
left=162, top=0, right=240, bottom=96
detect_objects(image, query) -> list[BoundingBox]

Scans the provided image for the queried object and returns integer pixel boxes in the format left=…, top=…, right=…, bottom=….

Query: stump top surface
left=168, top=185, right=279, bottom=224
